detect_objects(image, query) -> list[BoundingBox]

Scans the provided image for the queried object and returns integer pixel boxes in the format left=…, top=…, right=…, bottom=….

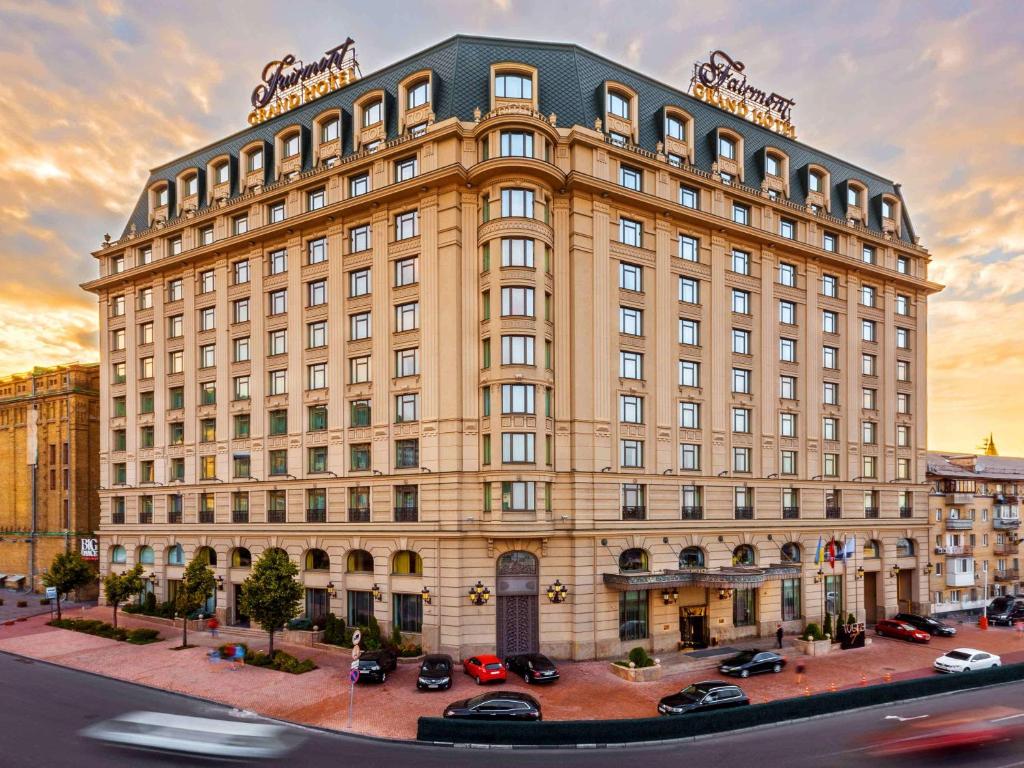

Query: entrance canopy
left=603, top=564, right=800, bottom=592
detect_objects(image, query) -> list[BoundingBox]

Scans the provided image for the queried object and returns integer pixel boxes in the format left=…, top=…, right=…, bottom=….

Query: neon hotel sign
left=689, top=50, right=797, bottom=138
left=248, top=38, right=359, bottom=125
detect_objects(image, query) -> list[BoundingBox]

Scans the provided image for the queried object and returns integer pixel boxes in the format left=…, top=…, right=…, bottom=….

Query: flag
left=814, top=535, right=824, bottom=565
left=827, top=538, right=836, bottom=569
left=843, top=535, right=855, bottom=561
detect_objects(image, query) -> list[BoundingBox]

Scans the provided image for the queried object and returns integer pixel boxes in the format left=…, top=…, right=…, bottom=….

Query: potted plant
left=794, top=621, right=833, bottom=656
left=610, top=646, right=663, bottom=682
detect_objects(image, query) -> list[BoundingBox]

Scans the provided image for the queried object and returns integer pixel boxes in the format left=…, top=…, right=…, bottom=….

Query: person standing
left=207, top=616, right=220, bottom=638
left=776, top=623, right=784, bottom=649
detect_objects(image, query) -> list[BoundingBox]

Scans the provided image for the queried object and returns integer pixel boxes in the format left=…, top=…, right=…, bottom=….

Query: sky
left=0, top=0, right=1021, bottom=454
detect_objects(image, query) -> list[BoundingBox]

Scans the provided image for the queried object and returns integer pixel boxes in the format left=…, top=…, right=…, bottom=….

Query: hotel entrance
left=679, top=605, right=708, bottom=649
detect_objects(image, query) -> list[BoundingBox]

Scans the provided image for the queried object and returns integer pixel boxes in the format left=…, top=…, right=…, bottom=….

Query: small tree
left=823, top=611, right=833, bottom=639
left=240, top=549, right=302, bottom=655
left=42, top=551, right=94, bottom=621
left=175, top=555, right=216, bottom=648
left=103, top=564, right=144, bottom=628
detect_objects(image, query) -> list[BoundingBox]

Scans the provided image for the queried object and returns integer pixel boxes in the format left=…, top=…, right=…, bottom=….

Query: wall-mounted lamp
left=765, top=473, right=779, bottom=480
left=216, top=575, right=225, bottom=591
left=717, top=588, right=733, bottom=600
left=148, top=572, right=158, bottom=586
left=600, top=466, right=612, bottom=473
left=889, top=565, right=902, bottom=579
left=421, top=586, right=432, bottom=605
left=326, top=581, right=336, bottom=598
left=372, top=469, right=384, bottom=476
left=813, top=568, right=825, bottom=584
left=420, top=467, right=432, bottom=473
left=661, top=588, right=679, bottom=605
left=468, top=581, right=491, bottom=605
left=811, top=475, right=823, bottom=481
left=922, top=562, right=933, bottom=577
left=717, top=470, right=729, bottom=477
left=547, top=580, right=569, bottom=603
left=371, top=583, right=383, bottom=601
left=855, top=566, right=865, bottom=580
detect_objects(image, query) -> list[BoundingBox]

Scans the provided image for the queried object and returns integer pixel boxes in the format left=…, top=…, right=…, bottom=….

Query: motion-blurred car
left=933, top=648, right=1001, bottom=673
left=864, top=706, right=1024, bottom=756
left=893, top=612, right=957, bottom=637
left=417, top=654, right=454, bottom=691
left=875, top=619, right=931, bottom=643
left=443, top=692, right=542, bottom=721
left=356, top=648, right=397, bottom=683
left=987, top=596, right=1024, bottom=625
left=658, top=681, right=749, bottom=716
left=462, top=654, right=507, bottom=685
left=718, top=650, right=786, bottom=678
left=504, top=653, right=559, bottom=684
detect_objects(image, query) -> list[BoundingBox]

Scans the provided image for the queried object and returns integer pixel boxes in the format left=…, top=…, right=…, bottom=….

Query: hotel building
left=84, top=36, right=942, bottom=659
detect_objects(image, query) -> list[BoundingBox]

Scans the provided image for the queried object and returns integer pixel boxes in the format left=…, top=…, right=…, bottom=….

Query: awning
left=5, top=574, right=26, bottom=586
left=603, top=565, right=802, bottom=592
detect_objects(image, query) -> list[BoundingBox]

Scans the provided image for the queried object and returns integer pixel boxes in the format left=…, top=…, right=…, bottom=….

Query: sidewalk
left=3, top=607, right=1023, bottom=740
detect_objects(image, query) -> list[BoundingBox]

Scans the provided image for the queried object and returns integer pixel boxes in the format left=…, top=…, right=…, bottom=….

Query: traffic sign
left=351, top=644, right=361, bottom=660
left=45, top=587, right=57, bottom=600
left=351, top=629, right=362, bottom=645
left=350, top=660, right=359, bottom=670
left=349, top=667, right=359, bottom=683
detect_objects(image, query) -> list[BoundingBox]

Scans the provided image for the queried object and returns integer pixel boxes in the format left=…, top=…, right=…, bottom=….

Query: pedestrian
left=207, top=616, right=219, bottom=638
left=776, top=623, right=784, bottom=649
left=795, top=660, right=806, bottom=684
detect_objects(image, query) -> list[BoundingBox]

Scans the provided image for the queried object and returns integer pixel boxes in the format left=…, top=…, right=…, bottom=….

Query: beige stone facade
left=0, top=363, right=101, bottom=591
left=84, top=39, right=942, bottom=659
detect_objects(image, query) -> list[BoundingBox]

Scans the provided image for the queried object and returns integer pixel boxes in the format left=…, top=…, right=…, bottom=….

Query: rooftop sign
left=689, top=50, right=797, bottom=139
left=248, top=38, right=360, bottom=126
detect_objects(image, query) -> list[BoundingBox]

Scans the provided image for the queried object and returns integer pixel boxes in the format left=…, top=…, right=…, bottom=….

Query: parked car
left=657, top=681, right=750, bottom=716
left=875, top=619, right=931, bottom=643
left=356, top=649, right=397, bottom=683
left=893, top=613, right=957, bottom=637
left=987, top=596, right=1024, bottom=625
left=417, top=654, right=454, bottom=691
left=505, top=653, right=560, bottom=684
left=933, top=648, right=1002, bottom=673
left=718, top=650, right=786, bottom=678
left=443, top=692, right=542, bottom=721
left=462, top=654, right=507, bottom=685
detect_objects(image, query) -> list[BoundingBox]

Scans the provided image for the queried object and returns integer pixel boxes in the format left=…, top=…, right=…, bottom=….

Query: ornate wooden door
left=496, top=551, right=539, bottom=657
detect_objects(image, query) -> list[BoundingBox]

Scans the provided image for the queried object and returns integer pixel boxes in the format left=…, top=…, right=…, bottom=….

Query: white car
left=933, top=648, right=1001, bottom=673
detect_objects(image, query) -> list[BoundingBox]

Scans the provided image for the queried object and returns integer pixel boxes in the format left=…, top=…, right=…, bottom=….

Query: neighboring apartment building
left=0, top=363, right=100, bottom=591
left=927, top=449, right=1022, bottom=614
left=83, top=35, right=941, bottom=660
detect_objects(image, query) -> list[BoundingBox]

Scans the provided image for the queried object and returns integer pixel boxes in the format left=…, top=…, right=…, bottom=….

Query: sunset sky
left=0, top=0, right=1021, bottom=454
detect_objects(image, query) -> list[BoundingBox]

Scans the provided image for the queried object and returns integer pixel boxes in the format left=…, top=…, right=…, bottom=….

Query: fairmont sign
left=689, top=50, right=797, bottom=138
left=248, top=38, right=360, bottom=126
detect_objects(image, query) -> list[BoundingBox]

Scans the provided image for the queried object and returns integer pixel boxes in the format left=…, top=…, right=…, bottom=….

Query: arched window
left=863, top=539, right=881, bottom=559
left=195, top=546, right=217, bottom=567
left=167, top=544, right=184, bottom=566
left=138, top=546, right=155, bottom=565
left=305, top=548, right=330, bottom=571
left=679, top=546, right=705, bottom=568
left=619, top=548, right=648, bottom=572
left=732, top=544, right=756, bottom=566
left=362, top=98, right=383, bottom=127
left=111, top=545, right=126, bottom=564
left=392, top=550, right=423, bottom=575
left=231, top=547, right=252, bottom=568
left=495, top=72, right=533, bottom=99
left=407, top=78, right=430, bottom=109
left=346, top=549, right=374, bottom=573
left=896, top=538, right=915, bottom=557
left=781, top=543, right=801, bottom=564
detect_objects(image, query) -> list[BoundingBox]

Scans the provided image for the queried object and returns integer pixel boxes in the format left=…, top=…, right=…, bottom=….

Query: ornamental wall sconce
left=661, top=588, right=679, bottom=605
left=468, top=581, right=491, bottom=606
left=326, top=581, right=336, bottom=598
left=547, top=580, right=569, bottom=603
left=216, top=575, right=225, bottom=591
left=855, top=566, right=865, bottom=580
left=813, top=568, right=825, bottom=584
left=421, top=586, right=432, bottom=605
left=889, top=565, right=902, bottom=579
left=717, top=588, right=733, bottom=600
left=371, top=583, right=383, bottom=602
left=922, top=562, right=934, bottom=577
left=148, top=572, right=158, bottom=586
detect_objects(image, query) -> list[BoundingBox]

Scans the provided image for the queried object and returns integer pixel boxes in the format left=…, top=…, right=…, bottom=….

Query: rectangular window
left=268, top=289, right=287, bottom=315
left=621, top=439, right=643, bottom=468
left=780, top=375, right=796, bottom=400
left=680, top=443, right=701, bottom=470
left=233, top=375, right=249, bottom=400
left=349, top=356, right=370, bottom=384
left=620, top=394, right=643, bottom=424
left=395, top=156, right=418, bottom=181
left=679, top=360, right=699, bottom=387
left=502, top=238, right=535, bottom=268
left=619, top=262, right=642, bottom=292
left=778, top=262, right=796, bottom=287
left=781, top=579, right=801, bottom=621
left=779, top=300, right=796, bottom=325
left=501, top=188, right=534, bottom=218
left=732, top=368, right=751, bottom=394
left=780, top=412, right=797, bottom=437
left=396, top=393, right=419, bottom=423
left=679, top=185, right=699, bottom=209
left=350, top=312, right=371, bottom=340
left=395, top=302, right=419, bottom=332
left=823, top=417, right=838, bottom=441
left=268, top=369, right=287, bottom=395
left=731, top=249, right=749, bottom=275
left=732, top=328, right=751, bottom=354
left=620, top=351, right=643, bottom=380
left=732, top=407, right=750, bottom=433
left=234, top=416, right=251, bottom=442
left=732, top=203, right=749, bottom=225
left=731, top=289, right=750, bottom=314
left=395, top=348, right=419, bottom=377
left=308, top=405, right=328, bottom=432
left=307, top=363, right=327, bottom=390
left=350, top=225, right=371, bottom=253
left=678, top=235, right=698, bottom=262
left=395, top=439, right=419, bottom=468
left=619, top=591, right=648, bottom=641
left=349, top=173, right=369, bottom=197
left=822, top=274, right=838, bottom=298
left=307, top=279, right=327, bottom=307
left=395, top=257, right=418, bottom=286
left=501, top=432, right=535, bottom=463
left=823, top=232, right=837, bottom=252
left=268, top=329, right=287, bottom=356
left=501, top=335, right=534, bottom=365
left=395, top=210, right=419, bottom=241
left=502, top=480, right=535, bottom=511
left=822, top=310, right=838, bottom=334
left=679, top=318, right=699, bottom=346
left=619, top=218, right=642, bottom=247
left=779, top=219, right=795, bottom=239
left=824, top=381, right=839, bottom=405
left=620, top=306, right=643, bottom=336
left=679, top=277, right=699, bottom=304
left=350, top=399, right=371, bottom=427
left=619, top=164, right=642, bottom=191
left=779, top=337, right=796, bottom=362
left=501, top=287, right=534, bottom=317
left=349, top=268, right=371, bottom=297
left=823, top=346, right=838, bottom=370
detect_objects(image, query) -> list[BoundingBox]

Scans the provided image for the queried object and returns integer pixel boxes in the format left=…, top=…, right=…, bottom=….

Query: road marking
left=992, top=713, right=1024, bottom=722
left=884, top=714, right=930, bottom=722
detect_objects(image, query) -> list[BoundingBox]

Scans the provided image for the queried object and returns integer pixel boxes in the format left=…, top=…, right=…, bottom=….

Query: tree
left=174, top=555, right=216, bottom=648
left=42, top=551, right=94, bottom=621
left=240, top=549, right=302, bottom=655
left=103, top=564, right=144, bottom=628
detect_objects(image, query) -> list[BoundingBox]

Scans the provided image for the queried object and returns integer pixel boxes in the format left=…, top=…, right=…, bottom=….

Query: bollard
left=804, top=686, right=811, bottom=697
left=883, top=671, right=893, bottom=683
left=860, top=673, right=868, bottom=686
left=979, top=614, right=989, bottom=631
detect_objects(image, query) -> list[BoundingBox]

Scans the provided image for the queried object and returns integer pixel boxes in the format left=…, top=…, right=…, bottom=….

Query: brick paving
left=0, top=588, right=91, bottom=624
left=2, top=607, right=1023, bottom=740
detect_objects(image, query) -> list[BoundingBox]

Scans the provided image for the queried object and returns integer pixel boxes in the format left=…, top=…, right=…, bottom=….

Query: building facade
left=0, top=363, right=100, bottom=591
left=927, top=451, right=1022, bottom=615
left=83, top=36, right=942, bottom=660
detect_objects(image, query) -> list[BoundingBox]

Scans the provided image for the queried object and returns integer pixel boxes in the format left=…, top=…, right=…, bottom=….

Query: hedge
left=418, top=661, right=1024, bottom=745
left=48, top=619, right=162, bottom=645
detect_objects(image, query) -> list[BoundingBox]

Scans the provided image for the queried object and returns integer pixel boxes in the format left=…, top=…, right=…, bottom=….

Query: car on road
left=892, top=613, right=957, bottom=637
left=657, top=681, right=750, bottom=716
left=933, top=648, right=1002, bottom=673
left=462, top=654, right=507, bottom=685
left=356, top=649, right=397, bottom=683
left=718, top=650, right=786, bottom=678
left=417, top=654, right=454, bottom=691
left=443, top=692, right=542, bottom=721
left=504, top=653, right=560, bottom=684
left=875, top=618, right=931, bottom=643
left=987, top=596, right=1024, bottom=625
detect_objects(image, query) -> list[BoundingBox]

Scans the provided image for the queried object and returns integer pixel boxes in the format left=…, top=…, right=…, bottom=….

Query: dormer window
left=283, top=134, right=300, bottom=158
left=665, top=115, right=686, bottom=140
left=363, top=99, right=383, bottom=127
left=495, top=73, right=532, bottom=99
left=607, top=90, right=630, bottom=119
left=248, top=149, right=263, bottom=172
left=847, top=186, right=860, bottom=207
left=184, top=175, right=198, bottom=196
left=321, top=118, right=339, bottom=143
left=809, top=171, right=822, bottom=193
left=718, top=135, right=736, bottom=160
left=215, top=162, right=229, bottom=184
left=766, top=154, right=781, bottom=177
left=881, top=199, right=893, bottom=219
left=156, top=187, right=169, bottom=206
left=407, top=79, right=429, bottom=109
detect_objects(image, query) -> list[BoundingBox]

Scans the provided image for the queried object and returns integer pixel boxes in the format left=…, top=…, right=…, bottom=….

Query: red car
left=462, top=654, right=507, bottom=685
left=875, top=618, right=931, bottom=643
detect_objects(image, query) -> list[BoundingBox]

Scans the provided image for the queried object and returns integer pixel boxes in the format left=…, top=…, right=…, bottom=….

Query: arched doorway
left=496, top=551, right=539, bottom=658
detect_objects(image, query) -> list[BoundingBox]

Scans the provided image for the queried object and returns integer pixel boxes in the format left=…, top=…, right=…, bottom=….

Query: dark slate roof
left=122, top=35, right=916, bottom=241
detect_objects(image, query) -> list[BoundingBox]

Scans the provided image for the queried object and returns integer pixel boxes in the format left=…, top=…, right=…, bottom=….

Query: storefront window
left=393, top=593, right=423, bottom=633
left=618, top=590, right=648, bottom=640
left=781, top=579, right=801, bottom=621
left=824, top=575, right=843, bottom=617
left=733, top=588, right=756, bottom=626
left=347, top=590, right=374, bottom=627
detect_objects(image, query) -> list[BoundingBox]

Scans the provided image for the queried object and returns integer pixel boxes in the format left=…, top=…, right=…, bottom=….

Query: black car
left=893, top=612, right=957, bottom=637
left=417, top=654, right=454, bottom=691
left=356, top=649, right=397, bottom=683
left=443, top=692, right=542, bottom=721
left=987, top=596, right=1024, bottom=625
left=658, top=681, right=750, bottom=716
left=718, top=650, right=786, bottom=678
left=504, top=653, right=560, bottom=684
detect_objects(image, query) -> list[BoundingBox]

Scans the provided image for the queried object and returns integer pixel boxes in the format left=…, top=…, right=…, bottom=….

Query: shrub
left=846, top=613, right=857, bottom=627
left=122, top=603, right=142, bottom=614
left=802, top=622, right=823, bottom=641
left=242, top=648, right=316, bottom=673
left=0, top=598, right=4, bottom=605
left=322, top=613, right=346, bottom=646
left=39, top=598, right=51, bottom=605
left=287, top=617, right=314, bottom=631
left=388, top=625, right=403, bottom=651
left=823, top=612, right=833, bottom=639
left=126, top=628, right=161, bottom=644
left=628, top=647, right=655, bottom=668
left=397, top=642, right=423, bottom=658
left=17, top=600, right=28, bottom=607
left=367, top=615, right=382, bottom=644
left=144, top=592, right=157, bottom=613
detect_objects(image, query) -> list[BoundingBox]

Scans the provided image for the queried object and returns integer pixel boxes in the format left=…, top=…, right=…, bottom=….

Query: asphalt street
left=2, top=651, right=1023, bottom=767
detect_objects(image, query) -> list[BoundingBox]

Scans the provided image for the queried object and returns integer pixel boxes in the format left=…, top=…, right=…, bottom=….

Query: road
left=2, top=651, right=1023, bottom=767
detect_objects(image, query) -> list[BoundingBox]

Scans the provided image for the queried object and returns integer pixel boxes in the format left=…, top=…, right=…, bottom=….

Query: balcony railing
left=825, top=506, right=841, bottom=519
left=899, top=506, right=913, bottom=518
left=394, top=506, right=419, bottom=522
left=995, top=568, right=1020, bottom=582
left=945, top=492, right=974, bottom=505
left=138, top=511, right=153, bottom=524
left=306, top=508, right=327, bottom=523
left=864, top=506, right=880, bottom=519
left=734, top=506, right=754, bottom=520
left=946, top=571, right=975, bottom=587
left=945, top=518, right=974, bottom=530
left=198, top=510, right=214, bottom=524
left=168, top=510, right=182, bottom=524
left=994, top=542, right=1019, bottom=556
left=994, top=518, right=1021, bottom=530
left=348, top=506, right=370, bottom=523
left=111, top=511, right=125, bottom=524
left=936, top=544, right=973, bottom=556
left=267, top=509, right=286, bottom=523
left=681, top=506, right=704, bottom=520
left=782, top=506, right=800, bottom=519
left=622, top=505, right=647, bottom=521
left=231, top=510, right=249, bottom=524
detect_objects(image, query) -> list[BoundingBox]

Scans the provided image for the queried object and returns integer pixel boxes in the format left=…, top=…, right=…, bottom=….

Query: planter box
left=398, top=654, right=425, bottom=665
left=610, top=662, right=663, bottom=682
left=281, top=629, right=324, bottom=646
left=794, top=638, right=834, bottom=656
